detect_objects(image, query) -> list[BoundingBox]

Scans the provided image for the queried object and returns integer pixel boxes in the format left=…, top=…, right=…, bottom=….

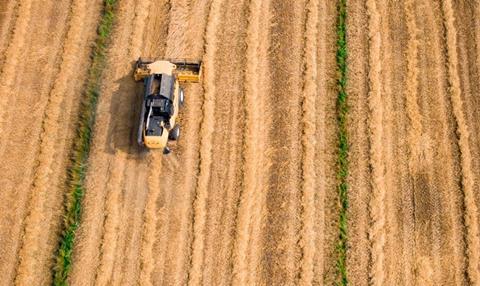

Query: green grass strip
left=52, top=0, right=118, bottom=284
left=335, top=0, right=349, bottom=285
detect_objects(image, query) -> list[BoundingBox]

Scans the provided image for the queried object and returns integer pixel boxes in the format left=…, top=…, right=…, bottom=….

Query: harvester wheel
left=169, top=124, right=180, bottom=141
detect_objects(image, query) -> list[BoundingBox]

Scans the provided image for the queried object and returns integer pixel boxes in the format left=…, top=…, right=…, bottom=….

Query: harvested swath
left=231, top=0, right=269, bottom=284
left=458, top=2, right=480, bottom=221
left=199, top=1, right=248, bottom=284
left=143, top=1, right=198, bottom=285
left=403, top=1, right=423, bottom=283
left=365, top=0, right=386, bottom=285
left=0, top=0, right=32, bottom=155
left=52, top=0, right=119, bottom=284
left=263, top=1, right=305, bottom=284
left=241, top=1, right=271, bottom=283
left=165, top=1, right=211, bottom=284
left=0, top=0, right=18, bottom=70
left=115, top=161, right=149, bottom=286
left=188, top=0, right=224, bottom=284
left=66, top=0, right=137, bottom=283
left=415, top=256, right=434, bottom=286
left=15, top=0, right=99, bottom=284
left=404, top=0, right=421, bottom=167
left=139, top=154, right=163, bottom=286
left=475, top=1, right=480, bottom=82
left=0, top=0, right=72, bottom=283
left=377, top=2, right=419, bottom=284
left=311, top=1, right=338, bottom=284
left=150, top=164, right=174, bottom=286
left=344, top=0, right=370, bottom=283
left=134, top=2, right=171, bottom=284
left=299, top=0, right=320, bottom=283
left=421, top=1, right=465, bottom=283
left=407, top=1, right=443, bottom=284
left=441, top=0, right=480, bottom=284
left=96, top=0, right=153, bottom=282
left=94, top=158, right=125, bottom=286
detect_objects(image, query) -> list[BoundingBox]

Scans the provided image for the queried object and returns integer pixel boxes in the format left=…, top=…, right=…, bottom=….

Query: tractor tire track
left=441, top=0, right=480, bottom=283
left=231, top=0, right=270, bottom=284
left=365, top=0, right=387, bottom=285
left=311, top=1, right=328, bottom=283
left=298, top=0, right=319, bottom=284
left=14, top=0, right=102, bottom=284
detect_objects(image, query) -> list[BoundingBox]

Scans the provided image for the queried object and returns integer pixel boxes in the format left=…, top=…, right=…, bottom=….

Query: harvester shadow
left=104, top=67, right=147, bottom=158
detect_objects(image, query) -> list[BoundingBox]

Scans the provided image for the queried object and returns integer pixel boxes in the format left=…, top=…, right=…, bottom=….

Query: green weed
left=52, top=0, right=118, bottom=285
left=335, top=0, right=349, bottom=285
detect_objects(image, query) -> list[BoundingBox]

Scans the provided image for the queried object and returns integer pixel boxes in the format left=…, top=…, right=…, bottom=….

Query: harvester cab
left=134, top=58, right=202, bottom=153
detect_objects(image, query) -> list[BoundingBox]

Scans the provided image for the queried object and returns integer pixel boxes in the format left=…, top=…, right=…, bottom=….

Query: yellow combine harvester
left=134, top=58, right=202, bottom=154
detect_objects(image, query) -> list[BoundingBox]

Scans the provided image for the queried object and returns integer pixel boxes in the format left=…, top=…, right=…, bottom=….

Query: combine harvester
left=134, top=58, right=202, bottom=154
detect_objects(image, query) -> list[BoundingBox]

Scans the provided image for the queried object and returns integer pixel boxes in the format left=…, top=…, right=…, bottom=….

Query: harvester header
left=133, top=58, right=202, bottom=153
left=134, top=58, right=202, bottom=82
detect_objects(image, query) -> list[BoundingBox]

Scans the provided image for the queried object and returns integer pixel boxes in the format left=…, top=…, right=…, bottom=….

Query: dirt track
left=0, top=0, right=480, bottom=285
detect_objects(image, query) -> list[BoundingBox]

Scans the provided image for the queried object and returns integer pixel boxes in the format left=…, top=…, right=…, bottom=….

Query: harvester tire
left=169, top=124, right=180, bottom=141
